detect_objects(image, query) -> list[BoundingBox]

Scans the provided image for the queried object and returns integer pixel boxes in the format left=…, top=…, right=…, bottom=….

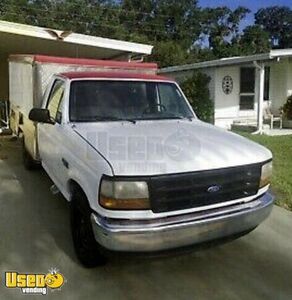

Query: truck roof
left=59, top=71, right=174, bottom=81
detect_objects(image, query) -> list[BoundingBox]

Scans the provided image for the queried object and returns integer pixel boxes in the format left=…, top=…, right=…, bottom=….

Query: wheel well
left=68, top=180, right=87, bottom=201
left=68, top=180, right=93, bottom=213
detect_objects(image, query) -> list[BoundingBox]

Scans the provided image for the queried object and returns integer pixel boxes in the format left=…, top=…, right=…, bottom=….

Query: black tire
left=22, top=138, right=39, bottom=170
left=70, top=189, right=107, bottom=268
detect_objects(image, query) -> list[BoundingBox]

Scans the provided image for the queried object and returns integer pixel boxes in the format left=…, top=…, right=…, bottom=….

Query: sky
left=199, top=0, right=292, bottom=28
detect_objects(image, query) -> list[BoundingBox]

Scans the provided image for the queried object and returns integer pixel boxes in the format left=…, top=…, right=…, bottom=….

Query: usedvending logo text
left=5, top=268, right=65, bottom=295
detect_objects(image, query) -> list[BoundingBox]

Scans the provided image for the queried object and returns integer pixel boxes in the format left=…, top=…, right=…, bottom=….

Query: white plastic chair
left=263, top=105, right=283, bottom=129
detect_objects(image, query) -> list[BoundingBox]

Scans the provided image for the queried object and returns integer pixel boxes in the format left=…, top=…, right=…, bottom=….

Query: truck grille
left=148, top=164, right=262, bottom=213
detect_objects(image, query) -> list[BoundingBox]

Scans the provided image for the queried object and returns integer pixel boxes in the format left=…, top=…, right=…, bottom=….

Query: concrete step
left=0, top=128, right=12, bottom=136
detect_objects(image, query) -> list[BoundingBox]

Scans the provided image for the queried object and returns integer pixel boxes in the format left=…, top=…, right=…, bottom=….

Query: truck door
left=38, top=79, right=67, bottom=191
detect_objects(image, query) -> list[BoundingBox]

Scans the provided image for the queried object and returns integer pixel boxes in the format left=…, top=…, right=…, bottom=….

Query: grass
left=237, top=132, right=292, bottom=211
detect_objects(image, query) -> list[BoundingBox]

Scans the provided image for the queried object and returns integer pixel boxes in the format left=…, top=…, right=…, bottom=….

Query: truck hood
left=73, top=119, right=272, bottom=176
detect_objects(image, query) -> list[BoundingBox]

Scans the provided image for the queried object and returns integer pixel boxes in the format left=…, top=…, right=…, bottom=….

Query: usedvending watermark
left=79, top=127, right=202, bottom=174
left=4, top=268, right=65, bottom=295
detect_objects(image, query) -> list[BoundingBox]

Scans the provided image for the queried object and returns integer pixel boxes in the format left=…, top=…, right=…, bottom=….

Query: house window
left=264, top=66, right=270, bottom=101
left=240, top=67, right=255, bottom=110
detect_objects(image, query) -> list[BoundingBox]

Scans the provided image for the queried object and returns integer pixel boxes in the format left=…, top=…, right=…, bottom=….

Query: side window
left=158, top=84, right=181, bottom=114
left=47, top=80, right=65, bottom=123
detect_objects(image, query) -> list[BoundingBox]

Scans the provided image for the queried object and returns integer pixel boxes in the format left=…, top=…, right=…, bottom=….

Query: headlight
left=99, top=178, right=150, bottom=210
left=260, top=161, right=273, bottom=188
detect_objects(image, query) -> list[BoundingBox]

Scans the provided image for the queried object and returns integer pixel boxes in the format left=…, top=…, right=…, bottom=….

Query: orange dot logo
left=45, top=271, right=64, bottom=289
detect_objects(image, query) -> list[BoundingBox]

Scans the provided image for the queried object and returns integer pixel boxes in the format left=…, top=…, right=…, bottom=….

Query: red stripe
left=10, top=54, right=158, bottom=69
left=60, top=71, right=173, bottom=81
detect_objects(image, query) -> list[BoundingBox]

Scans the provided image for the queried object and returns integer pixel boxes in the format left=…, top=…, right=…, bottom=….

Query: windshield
left=69, top=80, right=195, bottom=122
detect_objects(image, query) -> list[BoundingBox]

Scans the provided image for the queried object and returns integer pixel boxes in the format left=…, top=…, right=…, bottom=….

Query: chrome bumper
left=91, top=192, right=274, bottom=252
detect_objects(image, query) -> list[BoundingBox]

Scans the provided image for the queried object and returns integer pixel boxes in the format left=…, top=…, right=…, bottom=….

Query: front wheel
left=70, top=190, right=106, bottom=268
left=22, top=138, right=40, bottom=170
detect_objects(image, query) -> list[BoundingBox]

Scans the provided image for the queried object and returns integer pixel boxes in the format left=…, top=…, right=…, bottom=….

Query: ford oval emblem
left=207, top=185, right=221, bottom=193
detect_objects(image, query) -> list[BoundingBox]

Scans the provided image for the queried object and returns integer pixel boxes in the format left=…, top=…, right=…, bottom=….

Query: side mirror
left=29, top=108, right=54, bottom=124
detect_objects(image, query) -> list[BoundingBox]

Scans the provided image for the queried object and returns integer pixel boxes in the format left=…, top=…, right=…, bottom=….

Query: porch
left=263, top=128, right=292, bottom=136
left=214, top=50, right=292, bottom=133
left=231, top=119, right=292, bottom=136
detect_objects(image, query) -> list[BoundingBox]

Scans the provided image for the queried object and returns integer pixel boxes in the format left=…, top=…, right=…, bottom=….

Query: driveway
left=0, top=136, right=292, bottom=300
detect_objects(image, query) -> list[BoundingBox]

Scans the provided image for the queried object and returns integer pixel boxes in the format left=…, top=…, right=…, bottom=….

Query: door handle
left=62, top=158, right=69, bottom=169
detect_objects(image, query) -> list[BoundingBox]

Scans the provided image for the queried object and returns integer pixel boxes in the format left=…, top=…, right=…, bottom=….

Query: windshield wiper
left=92, top=116, right=136, bottom=124
left=138, top=116, right=185, bottom=121
left=184, top=116, right=194, bottom=121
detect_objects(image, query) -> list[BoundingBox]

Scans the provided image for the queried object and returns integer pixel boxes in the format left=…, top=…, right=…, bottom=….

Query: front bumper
left=91, top=192, right=274, bottom=252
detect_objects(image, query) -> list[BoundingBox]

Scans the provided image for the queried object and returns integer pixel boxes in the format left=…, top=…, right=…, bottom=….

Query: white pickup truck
left=11, top=55, right=274, bottom=267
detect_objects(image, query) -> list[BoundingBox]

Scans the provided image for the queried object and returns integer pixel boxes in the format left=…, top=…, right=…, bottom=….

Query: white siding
left=267, top=58, right=292, bottom=114
left=214, top=65, right=258, bottom=129
left=214, top=66, right=239, bottom=123
left=9, top=61, right=34, bottom=116
left=287, top=59, right=292, bottom=97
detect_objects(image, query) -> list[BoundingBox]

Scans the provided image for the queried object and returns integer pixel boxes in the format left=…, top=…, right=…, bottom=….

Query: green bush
left=283, top=95, right=292, bottom=119
left=180, top=72, right=214, bottom=123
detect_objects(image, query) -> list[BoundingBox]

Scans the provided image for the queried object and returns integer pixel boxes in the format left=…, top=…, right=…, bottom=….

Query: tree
left=26, top=0, right=127, bottom=38
left=239, top=25, right=271, bottom=55
left=120, top=0, right=202, bottom=49
left=148, top=41, right=191, bottom=68
left=180, top=72, right=213, bottom=123
left=0, top=0, right=29, bottom=23
left=255, top=6, right=292, bottom=48
left=189, top=46, right=216, bottom=62
left=201, top=6, right=250, bottom=58
left=283, top=95, right=292, bottom=119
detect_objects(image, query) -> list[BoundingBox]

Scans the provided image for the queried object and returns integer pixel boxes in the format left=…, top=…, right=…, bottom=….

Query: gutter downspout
left=252, top=61, right=265, bottom=135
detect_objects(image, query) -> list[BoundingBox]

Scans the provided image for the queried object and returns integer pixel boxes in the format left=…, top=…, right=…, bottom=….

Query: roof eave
left=270, top=49, right=292, bottom=59
left=160, top=49, right=292, bottom=74
left=160, top=53, right=274, bottom=74
left=0, top=20, right=153, bottom=56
